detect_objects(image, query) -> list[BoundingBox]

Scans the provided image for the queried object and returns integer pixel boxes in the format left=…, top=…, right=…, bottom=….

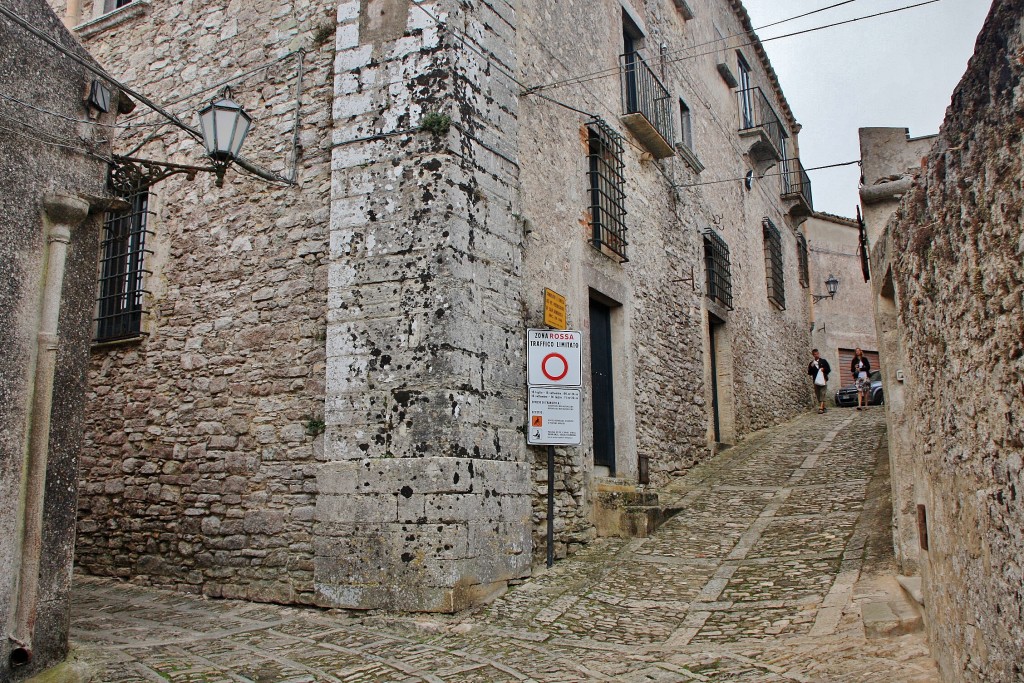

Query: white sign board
left=527, top=387, right=582, bottom=445
left=527, top=329, right=582, bottom=388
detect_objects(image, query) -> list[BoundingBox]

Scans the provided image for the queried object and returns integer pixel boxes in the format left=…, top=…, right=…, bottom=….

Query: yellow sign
left=543, top=288, right=567, bottom=330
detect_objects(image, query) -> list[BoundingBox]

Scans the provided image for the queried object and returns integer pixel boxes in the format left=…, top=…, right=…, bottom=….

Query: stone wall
left=513, top=0, right=813, bottom=556
left=57, top=0, right=817, bottom=613
left=320, top=0, right=533, bottom=611
left=869, top=0, right=1024, bottom=679
left=65, top=0, right=337, bottom=604
left=0, top=0, right=117, bottom=678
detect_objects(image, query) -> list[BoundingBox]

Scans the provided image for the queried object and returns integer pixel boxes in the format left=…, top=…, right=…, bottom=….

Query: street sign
left=527, top=329, right=582, bottom=388
left=527, top=387, right=582, bottom=445
left=543, top=288, right=567, bottom=330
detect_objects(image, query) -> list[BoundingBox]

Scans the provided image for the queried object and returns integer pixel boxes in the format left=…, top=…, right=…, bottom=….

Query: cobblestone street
left=69, top=409, right=937, bottom=682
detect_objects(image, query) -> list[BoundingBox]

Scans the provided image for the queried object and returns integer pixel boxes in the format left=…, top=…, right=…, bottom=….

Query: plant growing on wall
left=420, top=111, right=452, bottom=135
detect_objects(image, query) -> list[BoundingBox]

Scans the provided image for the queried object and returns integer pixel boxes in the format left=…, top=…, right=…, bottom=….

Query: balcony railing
left=736, top=86, right=785, bottom=163
left=780, top=156, right=813, bottom=217
left=620, top=51, right=675, bottom=158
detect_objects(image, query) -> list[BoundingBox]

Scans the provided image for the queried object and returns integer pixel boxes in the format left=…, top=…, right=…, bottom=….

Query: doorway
left=589, top=299, right=616, bottom=474
left=708, top=316, right=723, bottom=443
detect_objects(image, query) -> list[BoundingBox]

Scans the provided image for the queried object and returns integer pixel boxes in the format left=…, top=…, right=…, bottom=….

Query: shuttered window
left=763, top=218, right=785, bottom=309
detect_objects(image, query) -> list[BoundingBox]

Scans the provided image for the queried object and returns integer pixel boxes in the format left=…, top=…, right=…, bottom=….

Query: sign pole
left=546, top=445, right=555, bottom=568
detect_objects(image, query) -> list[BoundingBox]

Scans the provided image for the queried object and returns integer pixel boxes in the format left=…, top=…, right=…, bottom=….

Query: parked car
left=835, top=370, right=883, bottom=407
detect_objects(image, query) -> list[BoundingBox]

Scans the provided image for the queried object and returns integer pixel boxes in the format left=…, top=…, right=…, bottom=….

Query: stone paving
left=68, top=408, right=938, bottom=682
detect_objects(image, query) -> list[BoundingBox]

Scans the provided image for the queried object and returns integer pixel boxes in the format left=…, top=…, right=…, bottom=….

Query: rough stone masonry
left=870, top=0, right=1024, bottom=679
left=58, top=0, right=818, bottom=614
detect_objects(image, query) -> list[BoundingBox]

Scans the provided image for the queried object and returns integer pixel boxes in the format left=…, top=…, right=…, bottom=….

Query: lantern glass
left=826, top=274, right=839, bottom=297
left=198, top=97, right=252, bottom=160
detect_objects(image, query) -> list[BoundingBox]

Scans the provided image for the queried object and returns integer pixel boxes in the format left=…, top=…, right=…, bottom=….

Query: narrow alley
left=68, top=409, right=935, bottom=682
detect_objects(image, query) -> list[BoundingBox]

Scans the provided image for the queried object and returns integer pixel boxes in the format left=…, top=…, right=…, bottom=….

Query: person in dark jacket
left=808, top=349, right=831, bottom=414
left=850, top=348, right=871, bottom=410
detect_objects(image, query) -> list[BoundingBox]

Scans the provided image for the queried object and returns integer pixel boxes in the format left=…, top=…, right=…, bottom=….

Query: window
left=105, top=0, right=135, bottom=11
left=679, top=98, right=693, bottom=151
left=703, top=230, right=733, bottom=310
left=586, top=119, right=628, bottom=262
left=737, top=53, right=754, bottom=129
left=762, top=218, right=785, bottom=309
left=96, top=189, right=151, bottom=342
left=797, top=233, right=810, bottom=288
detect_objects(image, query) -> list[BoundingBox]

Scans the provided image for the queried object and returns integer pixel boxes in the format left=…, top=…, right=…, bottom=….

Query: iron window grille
left=797, top=233, right=810, bottom=288
left=95, top=189, right=152, bottom=342
left=703, top=229, right=733, bottom=310
left=586, top=119, right=628, bottom=262
left=763, top=218, right=785, bottom=310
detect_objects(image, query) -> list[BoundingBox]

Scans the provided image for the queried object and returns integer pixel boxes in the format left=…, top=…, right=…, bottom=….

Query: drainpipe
left=859, top=177, right=914, bottom=205
left=8, top=193, right=90, bottom=668
left=63, top=0, right=82, bottom=28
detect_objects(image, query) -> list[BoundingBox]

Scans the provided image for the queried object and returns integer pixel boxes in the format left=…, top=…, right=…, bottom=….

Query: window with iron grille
left=586, top=119, right=628, bottom=262
left=95, top=189, right=151, bottom=342
left=797, top=233, right=810, bottom=288
left=703, top=229, right=733, bottom=310
left=763, top=218, right=785, bottom=309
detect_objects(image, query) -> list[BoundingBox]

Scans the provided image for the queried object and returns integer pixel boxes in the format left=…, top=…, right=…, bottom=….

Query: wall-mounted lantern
left=110, top=89, right=254, bottom=192
left=812, top=274, right=839, bottom=304
left=198, top=95, right=252, bottom=163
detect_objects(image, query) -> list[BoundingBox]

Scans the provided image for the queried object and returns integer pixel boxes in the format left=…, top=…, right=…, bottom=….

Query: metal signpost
left=526, top=327, right=582, bottom=567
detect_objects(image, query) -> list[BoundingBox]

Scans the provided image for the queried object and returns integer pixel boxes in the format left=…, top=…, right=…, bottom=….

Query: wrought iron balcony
left=620, top=51, right=675, bottom=159
left=780, top=156, right=813, bottom=219
left=736, top=86, right=785, bottom=169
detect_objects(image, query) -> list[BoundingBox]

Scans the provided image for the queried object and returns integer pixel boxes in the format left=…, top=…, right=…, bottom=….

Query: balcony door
left=623, top=12, right=644, bottom=115
left=738, top=52, right=754, bottom=128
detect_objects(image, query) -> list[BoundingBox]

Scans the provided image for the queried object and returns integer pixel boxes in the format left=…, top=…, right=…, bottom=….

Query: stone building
left=0, top=0, right=128, bottom=679
left=51, top=0, right=815, bottom=612
left=802, top=212, right=879, bottom=403
left=862, top=0, right=1024, bottom=679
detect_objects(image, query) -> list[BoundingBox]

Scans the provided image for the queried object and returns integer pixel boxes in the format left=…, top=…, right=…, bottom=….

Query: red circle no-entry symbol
left=541, top=353, right=569, bottom=382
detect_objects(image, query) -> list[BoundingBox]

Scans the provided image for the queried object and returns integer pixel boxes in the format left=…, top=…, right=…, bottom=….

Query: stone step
left=592, top=483, right=683, bottom=539
left=856, top=573, right=925, bottom=639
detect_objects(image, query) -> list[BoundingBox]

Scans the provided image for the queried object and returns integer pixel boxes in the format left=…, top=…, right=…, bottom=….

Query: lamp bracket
left=811, top=292, right=835, bottom=304
left=110, top=154, right=223, bottom=193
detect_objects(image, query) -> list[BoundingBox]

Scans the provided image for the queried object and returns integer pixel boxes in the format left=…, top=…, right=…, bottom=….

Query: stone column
left=9, top=193, right=90, bottom=660
left=317, top=0, right=531, bottom=611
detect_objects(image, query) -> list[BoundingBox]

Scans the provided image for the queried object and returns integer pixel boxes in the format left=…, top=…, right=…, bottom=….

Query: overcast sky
left=742, top=0, right=992, bottom=218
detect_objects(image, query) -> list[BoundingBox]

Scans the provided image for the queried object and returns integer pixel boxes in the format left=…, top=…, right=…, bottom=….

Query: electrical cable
left=0, top=91, right=165, bottom=129
left=118, top=50, right=303, bottom=124
left=0, top=122, right=112, bottom=161
left=524, top=0, right=942, bottom=95
left=0, top=3, right=201, bottom=139
left=677, top=159, right=861, bottom=188
left=754, top=0, right=862, bottom=31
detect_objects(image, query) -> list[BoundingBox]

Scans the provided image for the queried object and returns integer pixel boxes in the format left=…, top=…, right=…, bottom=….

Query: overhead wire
left=524, top=0, right=943, bottom=95
left=0, top=4, right=202, bottom=139
left=677, top=160, right=861, bottom=188
left=0, top=121, right=112, bottom=161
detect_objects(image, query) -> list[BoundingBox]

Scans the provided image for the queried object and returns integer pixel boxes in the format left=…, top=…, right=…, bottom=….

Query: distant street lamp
left=812, top=274, right=839, bottom=304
